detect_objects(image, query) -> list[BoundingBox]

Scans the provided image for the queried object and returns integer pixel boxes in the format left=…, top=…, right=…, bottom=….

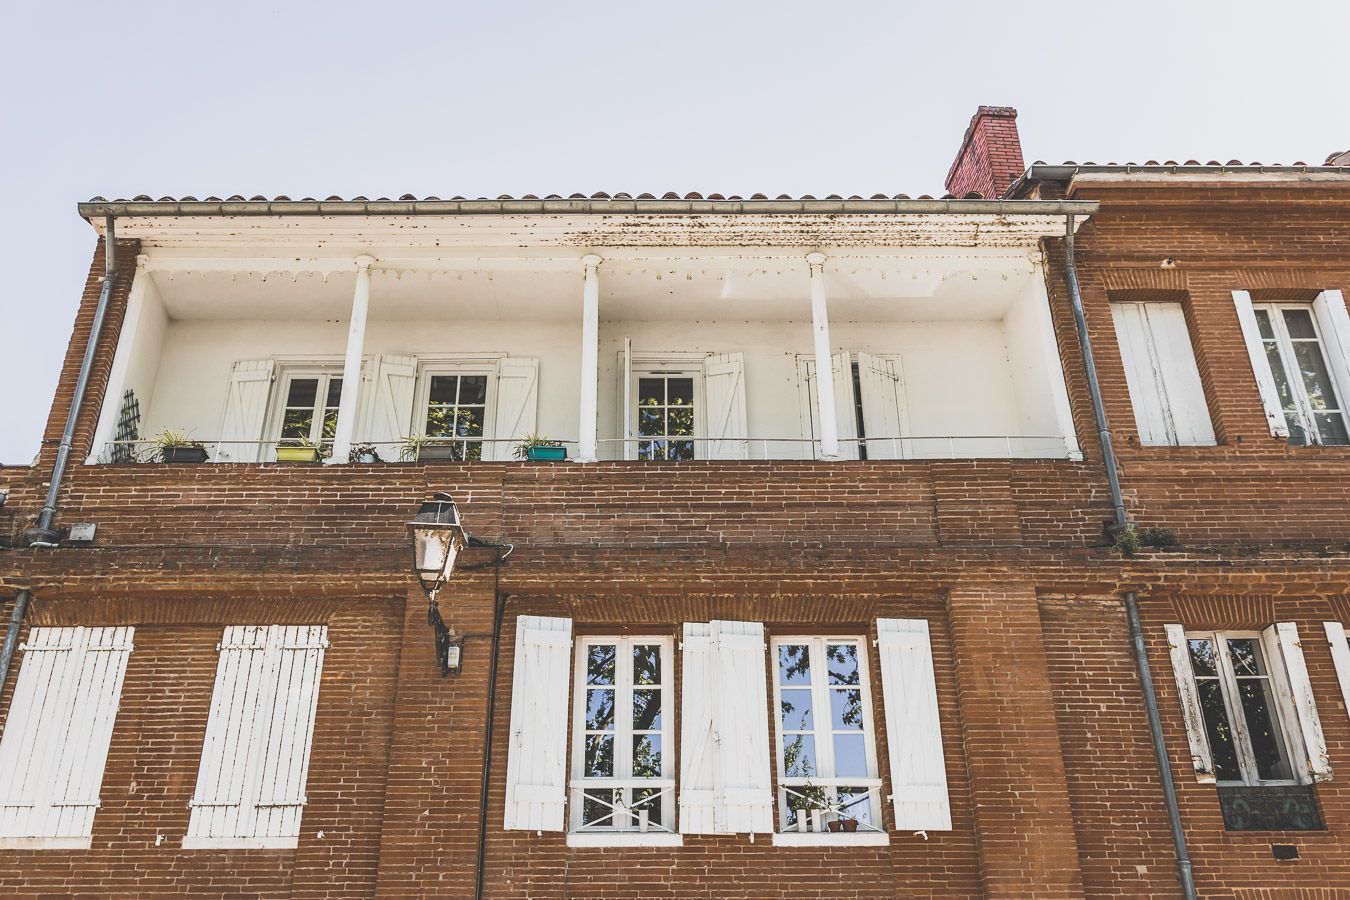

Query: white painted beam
left=329, top=255, right=373, bottom=463
left=577, top=254, right=602, bottom=463
left=807, top=252, right=840, bottom=460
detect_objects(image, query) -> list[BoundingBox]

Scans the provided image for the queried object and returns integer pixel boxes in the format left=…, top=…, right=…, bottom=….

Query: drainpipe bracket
left=21, top=526, right=65, bottom=548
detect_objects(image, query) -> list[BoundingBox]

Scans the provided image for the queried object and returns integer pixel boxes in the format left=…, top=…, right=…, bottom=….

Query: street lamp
left=407, top=492, right=512, bottom=677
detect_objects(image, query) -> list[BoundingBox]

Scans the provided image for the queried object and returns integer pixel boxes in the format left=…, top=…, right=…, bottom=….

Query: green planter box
left=526, top=445, right=567, bottom=461
left=276, top=446, right=321, bottom=463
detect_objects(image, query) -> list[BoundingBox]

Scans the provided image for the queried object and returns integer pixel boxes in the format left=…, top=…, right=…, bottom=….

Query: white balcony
left=88, top=219, right=1082, bottom=465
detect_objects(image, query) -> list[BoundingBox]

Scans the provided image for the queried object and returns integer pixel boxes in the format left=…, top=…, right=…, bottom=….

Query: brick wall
left=944, top=106, right=1026, bottom=200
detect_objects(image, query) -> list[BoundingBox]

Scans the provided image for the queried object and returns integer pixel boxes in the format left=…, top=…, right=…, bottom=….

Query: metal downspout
left=0, top=590, right=33, bottom=710
left=1062, top=214, right=1197, bottom=900
left=31, top=217, right=119, bottom=542
left=475, top=569, right=508, bottom=900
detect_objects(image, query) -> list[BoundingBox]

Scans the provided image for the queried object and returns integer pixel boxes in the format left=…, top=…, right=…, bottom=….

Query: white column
left=87, top=254, right=149, bottom=463
left=330, top=254, right=374, bottom=463
left=577, top=254, right=603, bottom=462
left=807, top=252, right=840, bottom=460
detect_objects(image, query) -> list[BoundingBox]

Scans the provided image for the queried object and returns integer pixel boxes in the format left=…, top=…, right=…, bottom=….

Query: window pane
left=638, top=408, right=663, bottom=436
left=1314, top=413, right=1350, bottom=445
left=1291, top=340, right=1340, bottom=412
left=586, top=644, right=616, bottom=685
left=584, top=735, right=614, bottom=777
left=667, top=378, right=694, bottom=405
left=633, top=689, right=662, bottom=731
left=826, top=644, right=860, bottom=685
left=582, top=788, right=616, bottom=827
left=325, top=377, right=343, bottom=408
left=667, top=405, right=695, bottom=436
left=1188, top=638, right=1219, bottom=677
left=425, top=406, right=454, bottom=437
left=321, top=407, right=339, bottom=441
left=1237, top=679, right=1293, bottom=782
left=1254, top=309, right=1275, bottom=340
left=1197, top=679, right=1241, bottom=782
left=836, top=787, right=874, bottom=827
left=1264, top=342, right=1309, bottom=445
left=1227, top=638, right=1260, bottom=676
left=780, top=689, right=813, bottom=730
left=783, top=734, right=817, bottom=777
left=585, top=689, right=614, bottom=731
left=833, top=733, right=868, bottom=777
left=1282, top=308, right=1318, bottom=340
left=779, top=645, right=811, bottom=685
left=281, top=409, right=313, bottom=441
left=638, top=378, right=664, bottom=406
left=668, top=439, right=695, bottom=461
left=286, top=378, right=318, bottom=407
left=459, top=375, right=488, bottom=405
left=632, top=787, right=664, bottom=828
left=637, top=440, right=659, bottom=461
left=830, top=688, right=864, bottom=730
left=428, top=376, right=457, bottom=404
left=454, top=408, right=484, bottom=437
left=633, top=645, right=661, bottom=685
left=632, top=734, right=662, bottom=778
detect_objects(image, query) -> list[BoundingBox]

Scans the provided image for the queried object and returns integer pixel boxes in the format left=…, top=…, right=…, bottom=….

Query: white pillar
left=330, top=254, right=374, bottom=463
left=577, top=254, right=603, bottom=462
left=87, top=254, right=150, bottom=463
left=807, top=252, right=840, bottom=460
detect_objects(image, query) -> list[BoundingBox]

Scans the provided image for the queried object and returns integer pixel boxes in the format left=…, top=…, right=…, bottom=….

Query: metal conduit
left=1062, top=214, right=1197, bottom=900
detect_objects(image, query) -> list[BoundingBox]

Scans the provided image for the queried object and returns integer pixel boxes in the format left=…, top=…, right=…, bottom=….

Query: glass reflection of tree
left=425, top=406, right=484, bottom=461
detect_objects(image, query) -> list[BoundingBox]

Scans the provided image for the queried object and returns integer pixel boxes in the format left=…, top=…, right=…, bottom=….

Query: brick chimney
left=944, top=106, right=1026, bottom=199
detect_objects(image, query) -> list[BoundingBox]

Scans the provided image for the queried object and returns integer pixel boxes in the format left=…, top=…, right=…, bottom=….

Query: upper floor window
left=1110, top=301, right=1215, bottom=446
left=569, top=636, right=674, bottom=834
left=416, top=369, right=493, bottom=461
left=1253, top=305, right=1349, bottom=446
left=271, top=369, right=343, bottom=455
left=772, top=636, right=881, bottom=833
left=634, top=370, right=699, bottom=461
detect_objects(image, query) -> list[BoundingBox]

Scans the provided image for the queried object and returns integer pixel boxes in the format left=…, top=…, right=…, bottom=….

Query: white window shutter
left=1164, top=624, right=1215, bottom=783
left=875, top=618, right=951, bottom=831
left=0, top=626, right=133, bottom=843
left=678, top=623, right=718, bottom=834
left=1311, top=290, right=1350, bottom=421
left=856, top=352, right=907, bottom=460
left=831, top=351, right=859, bottom=460
left=358, top=354, right=417, bottom=453
left=702, top=352, right=748, bottom=460
left=491, top=357, right=540, bottom=460
left=1323, top=622, right=1350, bottom=720
left=1264, top=623, right=1331, bottom=783
left=1232, top=290, right=1289, bottom=437
left=187, top=626, right=273, bottom=843
left=1112, top=302, right=1171, bottom=444
left=1146, top=303, right=1215, bottom=445
left=252, top=625, right=328, bottom=841
left=217, top=359, right=276, bottom=462
left=709, top=620, right=773, bottom=834
left=503, top=615, right=573, bottom=832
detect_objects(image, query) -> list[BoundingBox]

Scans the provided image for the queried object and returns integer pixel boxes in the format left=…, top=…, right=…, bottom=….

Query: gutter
left=78, top=197, right=1099, bottom=220
left=25, top=217, right=119, bottom=547
left=1008, top=163, right=1350, bottom=198
left=1060, top=214, right=1198, bottom=900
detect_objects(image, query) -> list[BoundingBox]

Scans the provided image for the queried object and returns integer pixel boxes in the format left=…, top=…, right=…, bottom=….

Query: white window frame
left=412, top=361, right=499, bottom=459
left=567, top=635, right=677, bottom=844
left=1253, top=302, right=1349, bottom=446
left=628, top=363, right=704, bottom=461
left=770, top=635, right=884, bottom=840
left=265, top=364, right=345, bottom=455
left=1183, top=629, right=1302, bottom=787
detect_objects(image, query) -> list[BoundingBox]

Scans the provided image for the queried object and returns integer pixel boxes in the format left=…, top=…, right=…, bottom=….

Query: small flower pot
left=826, top=819, right=844, bottom=833
left=160, top=446, right=208, bottom=464
left=276, top=446, right=321, bottom=463
left=416, top=444, right=458, bottom=462
left=839, top=819, right=859, bottom=833
left=354, top=452, right=379, bottom=464
left=525, top=445, right=567, bottom=461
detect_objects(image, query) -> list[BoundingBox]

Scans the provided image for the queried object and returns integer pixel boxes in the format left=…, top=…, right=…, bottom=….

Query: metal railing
left=568, top=781, right=676, bottom=834
left=778, top=779, right=885, bottom=835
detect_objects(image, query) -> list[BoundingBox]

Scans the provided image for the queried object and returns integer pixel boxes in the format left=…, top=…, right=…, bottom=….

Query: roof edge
left=79, top=197, right=1099, bottom=221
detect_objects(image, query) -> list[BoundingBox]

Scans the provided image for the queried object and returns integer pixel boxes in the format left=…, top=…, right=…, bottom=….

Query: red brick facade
left=2, top=171, right=1350, bottom=897
left=944, top=106, right=1026, bottom=200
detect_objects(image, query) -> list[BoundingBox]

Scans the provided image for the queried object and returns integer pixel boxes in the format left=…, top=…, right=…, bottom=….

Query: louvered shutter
left=358, top=354, right=417, bottom=455
left=1323, top=622, right=1350, bottom=720
left=702, top=353, right=748, bottom=460
left=503, top=615, right=573, bottom=831
left=678, top=623, right=718, bottom=834
left=1164, top=624, right=1215, bottom=783
left=875, top=618, right=951, bottom=831
left=252, top=626, right=328, bottom=840
left=856, top=352, right=906, bottom=460
left=1263, top=623, right=1331, bottom=783
left=1311, top=290, right=1350, bottom=422
left=187, top=626, right=272, bottom=844
left=491, top=358, right=540, bottom=460
left=0, top=626, right=133, bottom=843
left=1232, top=291, right=1290, bottom=438
left=217, top=359, right=276, bottom=461
left=709, top=620, right=773, bottom=834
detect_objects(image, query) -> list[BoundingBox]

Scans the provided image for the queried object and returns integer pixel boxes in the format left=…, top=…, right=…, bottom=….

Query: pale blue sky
left=2, top=0, right=1346, bottom=463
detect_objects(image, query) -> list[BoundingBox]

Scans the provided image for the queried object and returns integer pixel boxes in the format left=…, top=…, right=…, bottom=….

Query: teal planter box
left=526, top=445, right=567, bottom=461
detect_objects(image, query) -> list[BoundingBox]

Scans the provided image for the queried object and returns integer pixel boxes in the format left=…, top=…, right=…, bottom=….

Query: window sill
left=566, top=832, right=683, bottom=848
left=0, top=836, right=92, bottom=850
left=181, top=835, right=299, bottom=850
left=771, top=831, right=890, bottom=847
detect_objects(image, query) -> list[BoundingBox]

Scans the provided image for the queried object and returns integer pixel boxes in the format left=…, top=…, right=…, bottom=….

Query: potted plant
left=275, top=437, right=325, bottom=463
left=153, top=428, right=208, bottom=464
left=513, top=433, right=567, bottom=462
left=400, top=434, right=460, bottom=462
left=349, top=443, right=382, bottom=464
